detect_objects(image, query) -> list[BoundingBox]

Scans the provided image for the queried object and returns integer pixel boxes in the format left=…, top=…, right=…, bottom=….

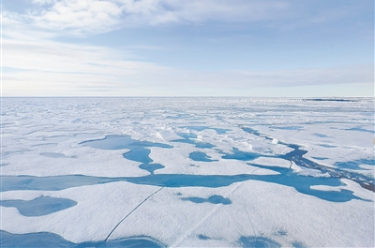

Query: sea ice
left=1, top=97, right=374, bottom=247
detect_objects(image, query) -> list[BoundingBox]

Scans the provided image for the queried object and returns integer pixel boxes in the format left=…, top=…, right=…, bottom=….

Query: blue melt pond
left=0, top=230, right=165, bottom=248
left=182, top=195, right=232, bottom=205
left=239, top=236, right=281, bottom=248
left=122, top=148, right=165, bottom=174
left=139, top=163, right=165, bottom=174
left=247, top=163, right=367, bottom=203
left=0, top=196, right=77, bottom=217
left=81, top=135, right=171, bottom=174
left=198, top=234, right=210, bottom=240
left=189, top=151, right=217, bottom=162
left=123, top=148, right=153, bottom=163
left=3, top=132, right=372, bottom=204
left=1, top=171, right=368, bottom=203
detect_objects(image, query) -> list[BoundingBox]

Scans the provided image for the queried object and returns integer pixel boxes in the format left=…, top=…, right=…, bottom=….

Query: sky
left=2, top=0, right=374, bottom=97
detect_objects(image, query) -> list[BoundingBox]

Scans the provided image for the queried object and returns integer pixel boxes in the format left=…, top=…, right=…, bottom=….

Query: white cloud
left=4, top=0, right=370, bottom=36
left=4, top=0, right=291, bottom=35
left=32, top=0, right=124, bottom=34
left=3, top=0, right=368, bottom=36
left=2, top=1, right=373, bottom=97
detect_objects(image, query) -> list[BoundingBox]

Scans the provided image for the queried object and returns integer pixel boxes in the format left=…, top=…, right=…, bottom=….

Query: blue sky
left=2, top=0, right=374, bottom=96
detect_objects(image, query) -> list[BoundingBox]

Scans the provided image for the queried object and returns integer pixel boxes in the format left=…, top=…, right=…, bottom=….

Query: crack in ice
left=104, top=186, right=164, bottom=243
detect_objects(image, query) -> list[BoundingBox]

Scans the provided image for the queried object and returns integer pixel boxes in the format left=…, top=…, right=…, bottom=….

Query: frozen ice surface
left=1, top=97, right=374, bottom=247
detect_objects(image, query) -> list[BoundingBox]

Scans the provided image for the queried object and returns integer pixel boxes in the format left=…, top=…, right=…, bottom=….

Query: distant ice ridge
left=1, top=97, right=374, bottom=247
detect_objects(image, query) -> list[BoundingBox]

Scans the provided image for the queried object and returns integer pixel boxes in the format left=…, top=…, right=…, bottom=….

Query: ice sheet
left=1, top=97, right=374, bottom=247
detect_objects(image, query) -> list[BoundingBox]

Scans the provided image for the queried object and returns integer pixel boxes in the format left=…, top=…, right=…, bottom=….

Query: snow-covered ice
left=1, top=97, right=374, bottom=247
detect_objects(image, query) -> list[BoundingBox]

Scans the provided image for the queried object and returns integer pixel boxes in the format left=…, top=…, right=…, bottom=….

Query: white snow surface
left=1, top=97, right=374, bottom=247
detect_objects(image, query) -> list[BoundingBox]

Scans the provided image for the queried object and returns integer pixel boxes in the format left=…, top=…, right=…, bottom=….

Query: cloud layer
left=4, top=0, right=348, bottom=35
left=2, top=0, right=374, bottom=96
left=4, top=35, right=373, bottom=96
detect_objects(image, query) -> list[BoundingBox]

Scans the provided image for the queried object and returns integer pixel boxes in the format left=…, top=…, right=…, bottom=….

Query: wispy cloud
left=3, top=34, right=372, bottom=96
left=2, top=0, right=329, bottom=35
left=4, top=0, right=371, bottom=36
left=31, top=0, right=124, bottom=34
left=5, top=0, right=371, bottom=39
left=2, top=0, right=373, bottom=96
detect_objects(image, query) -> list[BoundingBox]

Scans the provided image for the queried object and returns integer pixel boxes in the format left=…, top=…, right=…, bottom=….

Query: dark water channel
left=240, top=127, right=375, bottom=192
left=1, top=171, right=368, bottom=202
